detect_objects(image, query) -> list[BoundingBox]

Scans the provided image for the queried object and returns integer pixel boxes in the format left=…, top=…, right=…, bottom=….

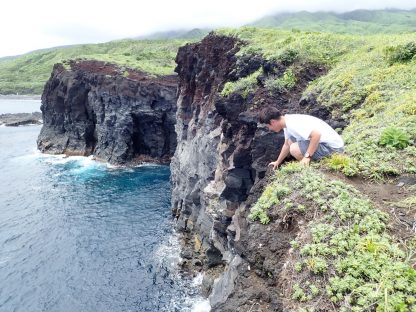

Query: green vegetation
left=379, top=127, right=411, bottom=149
left=322, top=153, right=359, bottom=177
left=248, top=9, right=416, bottom=35
left=248, top=182, right=290, bottom=224
left=250, top=163, right=416, bottom=311
left=218, top=27, right=361, bottom=65
left=385, top=41, right=416, bottom=64
left=264, top=68, right=297, bottom=93
left=216, top=27, right=416, bottom=180
left=0, top=38, right=191, bottom=94
left=221, top=68, right=262, bottom=98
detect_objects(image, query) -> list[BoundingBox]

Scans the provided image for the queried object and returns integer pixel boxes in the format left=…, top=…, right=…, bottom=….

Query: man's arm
left=269, top=139, right=290, bottom=170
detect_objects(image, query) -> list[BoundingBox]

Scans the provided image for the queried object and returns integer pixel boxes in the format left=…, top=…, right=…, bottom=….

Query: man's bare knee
left=290, top=143, right=303, bottom=160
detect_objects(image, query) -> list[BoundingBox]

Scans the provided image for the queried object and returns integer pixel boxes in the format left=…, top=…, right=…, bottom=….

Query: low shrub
left=385, top=41, right=416, bottom=65
left=322, top=153, right=359, bottom=176
left=221, top=68, right=262, bottom=98
left=264, top=68, right=297, bottom=93
left=379, top=127, right=411, bottom=149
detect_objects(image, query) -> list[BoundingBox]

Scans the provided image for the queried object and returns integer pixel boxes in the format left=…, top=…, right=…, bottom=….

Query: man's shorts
left=288, top=136, right=344, bottom=160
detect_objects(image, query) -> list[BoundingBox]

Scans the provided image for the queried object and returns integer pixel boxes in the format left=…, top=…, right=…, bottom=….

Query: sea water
left=0, top=100, right=210, bottom=311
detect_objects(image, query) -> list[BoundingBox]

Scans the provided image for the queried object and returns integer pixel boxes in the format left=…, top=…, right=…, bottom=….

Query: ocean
left=0, top=100, right=210, bottom=312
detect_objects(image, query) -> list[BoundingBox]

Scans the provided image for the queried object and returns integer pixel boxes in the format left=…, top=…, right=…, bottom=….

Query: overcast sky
left=1, top=0, right=415, bottom=57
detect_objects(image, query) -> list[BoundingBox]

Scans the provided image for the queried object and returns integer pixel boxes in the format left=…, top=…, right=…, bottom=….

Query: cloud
left=0, top=0, right=415, bottom=57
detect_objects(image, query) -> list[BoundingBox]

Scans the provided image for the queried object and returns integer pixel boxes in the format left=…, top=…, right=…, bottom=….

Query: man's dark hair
left=259, top=107, right=282, bottom=124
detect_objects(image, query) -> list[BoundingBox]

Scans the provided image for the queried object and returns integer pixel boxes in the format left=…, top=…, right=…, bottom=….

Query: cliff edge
left=171, top=30, right=415, bottom=311
left=171, top=32, right=336, bottom=311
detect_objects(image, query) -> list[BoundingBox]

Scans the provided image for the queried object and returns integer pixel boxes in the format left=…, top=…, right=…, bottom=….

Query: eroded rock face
left=171, top=33, right=334, bottom=311
left=37, top=60, right=178, bottom=164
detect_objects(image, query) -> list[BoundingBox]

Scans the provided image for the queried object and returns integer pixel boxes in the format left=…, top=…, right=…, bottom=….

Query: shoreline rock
left=0, top=112, right=42, bottom=126
left=0, top=94, right=41, bottom=100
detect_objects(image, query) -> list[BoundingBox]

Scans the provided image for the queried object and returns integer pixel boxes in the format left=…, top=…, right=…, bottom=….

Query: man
left=259, top=107, right=344, bottom=169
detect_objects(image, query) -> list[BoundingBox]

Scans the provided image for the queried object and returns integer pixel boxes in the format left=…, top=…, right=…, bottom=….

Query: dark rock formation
left=37, top=60, right=178, bottom=164
left=0, top=112, right=42, bottom=126
left=171, top=33, right=335, bottom=311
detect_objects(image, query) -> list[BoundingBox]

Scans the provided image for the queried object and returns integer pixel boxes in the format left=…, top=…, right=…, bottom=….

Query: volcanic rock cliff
left=37, top=34, right=344, bottom=311
left=170, top=33, right=343, bottom=311
left=37, top=60, right=178, bottom=164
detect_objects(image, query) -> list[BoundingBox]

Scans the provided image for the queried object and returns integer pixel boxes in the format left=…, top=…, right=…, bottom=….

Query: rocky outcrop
left=37, top=60, right=178, bottom=164
left=0, top=112, right=42, bottom=126
left=171, top=33, right=336, bottom=311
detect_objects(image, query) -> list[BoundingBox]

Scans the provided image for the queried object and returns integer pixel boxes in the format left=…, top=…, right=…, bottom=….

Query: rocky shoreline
left=0, top=94, right=41, bottom=100
left=0, top=112, right=42, bottom=126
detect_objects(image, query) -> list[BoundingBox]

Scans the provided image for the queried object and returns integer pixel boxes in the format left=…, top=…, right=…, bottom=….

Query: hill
left=2, top=8, right=416, bottom=95
left=249, top=9, right=416, bottom=34
left=0, top=38, right=191, bottom=95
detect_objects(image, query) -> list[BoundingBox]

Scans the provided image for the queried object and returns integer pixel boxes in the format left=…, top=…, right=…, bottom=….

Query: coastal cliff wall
left=37, top=60, right=178, bottom=164
left=171, top=33, right=340, bottom=311
left=36, top=31, right=416, bottom=312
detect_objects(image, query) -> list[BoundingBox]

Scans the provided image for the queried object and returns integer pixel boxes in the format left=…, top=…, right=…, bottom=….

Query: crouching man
left=259, top=107, right=344, bottom=169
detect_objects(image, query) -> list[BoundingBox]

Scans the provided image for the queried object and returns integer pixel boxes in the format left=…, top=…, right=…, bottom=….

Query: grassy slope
left=0, top=39, right=190, bottom=95
left=249, top=9, right=416, bottom=34
left=217, top=27, right=416, bottom=180
left=216, top=27, right=416, bottom=311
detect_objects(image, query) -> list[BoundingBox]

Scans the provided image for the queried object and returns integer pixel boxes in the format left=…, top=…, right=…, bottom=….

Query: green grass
left=215, top=27, right=416, bottom=180
left=250, top=163, right=416, bottom=312
left=221, top=68, right=262, bottom=98
left=248, top=9, right=416, bottom=35
left=0, top=38, right=191, bottom=95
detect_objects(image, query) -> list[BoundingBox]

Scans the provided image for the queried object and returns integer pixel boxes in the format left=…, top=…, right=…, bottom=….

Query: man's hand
left=300, top=157, right=311, bottom=166
left=268, top=161, right=280, bottom=170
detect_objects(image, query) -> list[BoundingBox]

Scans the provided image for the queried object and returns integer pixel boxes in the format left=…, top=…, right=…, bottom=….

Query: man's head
left=259, top=107, right=284, bottom=132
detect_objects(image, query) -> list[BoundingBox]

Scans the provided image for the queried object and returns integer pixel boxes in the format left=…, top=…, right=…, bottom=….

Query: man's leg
left=289, top=142, right=303, bottom=160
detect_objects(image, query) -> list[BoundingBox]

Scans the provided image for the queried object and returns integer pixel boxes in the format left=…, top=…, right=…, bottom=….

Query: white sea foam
left=134, top=162, right=164, bottom=168
left=190, top=274, right=211, bottom=311
left=154, top=231, right=182, bottom=268
left=37, top=154, right=101, bottom=167
left=192, top=273, right=204, bottom=286
left=191, top=299, right=211, bottom=312
left=153, top=232, right=212, bottom=312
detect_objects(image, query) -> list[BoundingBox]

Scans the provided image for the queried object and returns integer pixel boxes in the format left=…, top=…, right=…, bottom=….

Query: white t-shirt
left=283, top=114, right=344, bottom=149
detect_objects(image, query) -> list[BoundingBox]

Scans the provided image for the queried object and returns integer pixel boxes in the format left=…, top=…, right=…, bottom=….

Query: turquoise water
left=0, top=124, right=208, bottom=311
